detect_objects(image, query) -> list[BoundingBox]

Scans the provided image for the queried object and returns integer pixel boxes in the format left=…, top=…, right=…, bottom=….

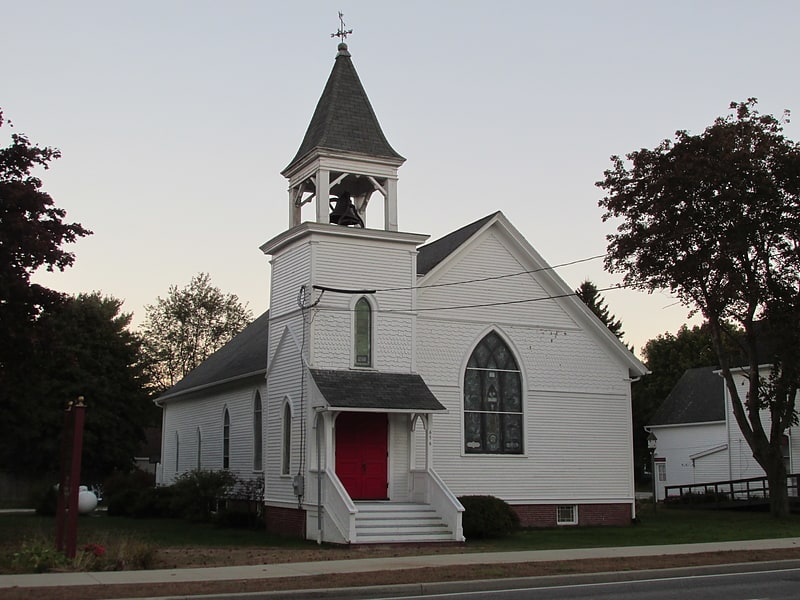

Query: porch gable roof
left=309, top=368, right=446, bottom=412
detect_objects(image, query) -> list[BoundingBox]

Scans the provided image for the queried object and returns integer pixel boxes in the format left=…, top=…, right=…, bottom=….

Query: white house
left=648, top=365, right=798, bottom=501
left=156, top=41, right=647, bottom=543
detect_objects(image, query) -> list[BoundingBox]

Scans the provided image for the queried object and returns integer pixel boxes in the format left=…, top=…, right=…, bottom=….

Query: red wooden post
left=55, top=401, right=74, bottom=552
left=64, top=397, right=87, bottom=559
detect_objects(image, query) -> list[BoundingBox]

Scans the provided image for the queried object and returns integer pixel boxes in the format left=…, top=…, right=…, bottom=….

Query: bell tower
left=281, top=39, right=405, bottom=231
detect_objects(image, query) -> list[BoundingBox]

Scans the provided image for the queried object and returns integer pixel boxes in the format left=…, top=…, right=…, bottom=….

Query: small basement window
left=556, top=505, right=578, bottom=525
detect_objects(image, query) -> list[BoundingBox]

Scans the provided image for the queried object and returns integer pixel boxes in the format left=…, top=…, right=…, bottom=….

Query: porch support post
left=425, top=414, right=434, bottom=470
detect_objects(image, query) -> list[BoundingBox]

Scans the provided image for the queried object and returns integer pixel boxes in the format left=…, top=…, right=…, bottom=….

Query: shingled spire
left=282, top=42, right=405, bottom=231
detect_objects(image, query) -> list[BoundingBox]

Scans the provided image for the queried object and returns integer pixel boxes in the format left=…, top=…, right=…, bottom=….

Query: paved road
left=372, top=567, right=800, bottom=600
left=185, top=562, right=800, bottom=600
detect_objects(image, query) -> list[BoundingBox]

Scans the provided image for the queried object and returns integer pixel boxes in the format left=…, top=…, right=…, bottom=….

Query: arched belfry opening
left=282, top=42, right=405, bottom=231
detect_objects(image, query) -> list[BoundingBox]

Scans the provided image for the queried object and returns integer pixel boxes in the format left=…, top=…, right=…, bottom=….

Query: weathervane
left=331, top=11, right=353, bottom=42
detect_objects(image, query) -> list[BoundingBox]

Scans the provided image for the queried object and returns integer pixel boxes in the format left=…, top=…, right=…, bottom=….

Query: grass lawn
left=489, top=505, right=800, bottom=551
left=3, top=504, right=800, bottom=574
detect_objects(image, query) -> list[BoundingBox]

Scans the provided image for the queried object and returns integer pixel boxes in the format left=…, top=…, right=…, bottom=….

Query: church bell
left=329, top=193, right=365, bottom=228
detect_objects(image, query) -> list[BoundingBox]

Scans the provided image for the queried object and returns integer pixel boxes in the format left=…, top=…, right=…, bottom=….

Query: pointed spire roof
left=283, top=43, right=404, bottom=174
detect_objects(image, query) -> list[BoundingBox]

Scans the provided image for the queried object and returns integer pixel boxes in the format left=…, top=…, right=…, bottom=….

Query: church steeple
left=282, top=40, right=405, bottom=231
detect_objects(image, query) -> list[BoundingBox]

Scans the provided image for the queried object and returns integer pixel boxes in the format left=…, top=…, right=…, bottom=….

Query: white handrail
left=410, top=468, right=464, bottom=541
left=320, top=470, right=357, bottom=543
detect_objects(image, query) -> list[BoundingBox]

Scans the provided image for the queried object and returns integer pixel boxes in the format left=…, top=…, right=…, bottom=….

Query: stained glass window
left=354, top=297, right=372, bottom=367
left=464, top=332, right=523, bottom=454
left=282, top=403, right=292, bottom=475
left=253, top=391, right=263, bottom=471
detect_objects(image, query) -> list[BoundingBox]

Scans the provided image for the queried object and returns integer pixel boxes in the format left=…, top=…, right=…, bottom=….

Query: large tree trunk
left=766, top=458, right=790, bottom=518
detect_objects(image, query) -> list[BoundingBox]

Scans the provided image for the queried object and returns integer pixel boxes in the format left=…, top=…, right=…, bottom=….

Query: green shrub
left=103, top=470, right=155, bottom=516
left=34, top=485, right=58, bottom=516
left=459, top=495, right=520, bottom=538
left=12, top=538, right=68, bottom=573
left=170, top=469, right=238, bottom=522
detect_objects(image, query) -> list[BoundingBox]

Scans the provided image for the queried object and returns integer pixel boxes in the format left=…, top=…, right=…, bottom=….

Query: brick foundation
left=265, top=505, right=306, bottom=538
left=512, top=502, right=632, bottom=527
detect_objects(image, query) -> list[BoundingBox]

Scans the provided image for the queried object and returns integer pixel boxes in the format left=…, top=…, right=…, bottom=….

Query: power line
left=374, top=254, right=607, bottom=293
left=309, top=284, right=627, bottom=315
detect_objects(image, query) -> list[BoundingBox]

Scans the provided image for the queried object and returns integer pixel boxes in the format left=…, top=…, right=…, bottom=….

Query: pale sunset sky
left=3, top=1, right=799, bottom=356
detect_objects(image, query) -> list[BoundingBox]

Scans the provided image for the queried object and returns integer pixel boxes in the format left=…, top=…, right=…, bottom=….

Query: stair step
left=353, top=502, right=453, bottom=543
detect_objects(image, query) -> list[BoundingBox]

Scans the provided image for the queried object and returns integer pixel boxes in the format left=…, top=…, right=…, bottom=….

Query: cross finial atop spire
left=331, top=11, right=353, bottom=43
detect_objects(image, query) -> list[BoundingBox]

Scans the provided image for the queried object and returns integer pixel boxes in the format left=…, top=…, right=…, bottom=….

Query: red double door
left=335, top=412, right=388, bottom=500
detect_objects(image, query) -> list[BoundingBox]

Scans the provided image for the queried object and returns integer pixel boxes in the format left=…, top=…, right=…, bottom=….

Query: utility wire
left=306, top=284, right=627, bottom=315
left=373, top=254, right=607, bottom=293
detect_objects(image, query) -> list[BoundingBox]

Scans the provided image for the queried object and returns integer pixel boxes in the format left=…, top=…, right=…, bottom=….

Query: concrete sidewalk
left=2, top=537, right=799, bottom=589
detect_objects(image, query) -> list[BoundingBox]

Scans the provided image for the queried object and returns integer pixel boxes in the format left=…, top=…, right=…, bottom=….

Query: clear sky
left=3, top=1, right=799, bottom=356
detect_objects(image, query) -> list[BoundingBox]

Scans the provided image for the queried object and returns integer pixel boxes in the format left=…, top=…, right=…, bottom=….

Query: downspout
left=314, top=408, right=324, bottom=544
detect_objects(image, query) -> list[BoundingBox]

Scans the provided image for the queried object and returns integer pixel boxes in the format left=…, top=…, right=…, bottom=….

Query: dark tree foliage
left=598, top=99, right=800, bottom=516
left=142, top=272, right=253, bottom=393
left=575, top=279, right=626, bottom=342
left=0, top=293, right=155, bottom=482
left=0, top=109, right=92, bottom=370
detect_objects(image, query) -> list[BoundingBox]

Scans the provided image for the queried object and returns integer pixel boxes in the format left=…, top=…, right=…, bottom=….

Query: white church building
left=156, top=40, right=647, bottom=543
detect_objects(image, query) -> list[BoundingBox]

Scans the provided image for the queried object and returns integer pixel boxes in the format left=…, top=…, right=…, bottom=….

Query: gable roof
left=309, top=368, right=445, bottom=412
left=649, top=366, right=725, bottom=426
left=284, top=43, right=403, bottom=174
left=156, top=311, right=270, bottom=403
left=417, top=212, right=499, bottom=275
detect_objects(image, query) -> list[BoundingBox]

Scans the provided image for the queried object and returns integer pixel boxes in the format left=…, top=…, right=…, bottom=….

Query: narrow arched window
left=354, top=297, right=372, bottom=367
left=223, top=408, right=230, bottom=469
left=464, top=331, right=523, bottom=454
left=282, top=403, right=292, bottom=475
left=253, top=391, right=263, bottom=471
left=196, top=427, right=202, bottom=470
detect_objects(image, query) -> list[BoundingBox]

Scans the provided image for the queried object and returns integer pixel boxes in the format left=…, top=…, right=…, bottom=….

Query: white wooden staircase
left=354, top=502, right=454, bottom=543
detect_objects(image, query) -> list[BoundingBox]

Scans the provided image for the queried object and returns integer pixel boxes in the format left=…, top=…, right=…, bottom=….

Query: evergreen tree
left=575, top=279, right=626, bottom=342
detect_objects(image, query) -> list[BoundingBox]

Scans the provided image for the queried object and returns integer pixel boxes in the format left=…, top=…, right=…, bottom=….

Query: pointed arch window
left=253, top=391, right=263, bottom=471
left=196, top=428, right=202, bottom=470
left=175, top=431, right=180, bottom=472
left=282, top=402, right=292, bottom=475
left=354, top=297, right=372, bottom=367
left=464, top=331, right=523, bottom=454
left=223, top=408, right=230, bottom=469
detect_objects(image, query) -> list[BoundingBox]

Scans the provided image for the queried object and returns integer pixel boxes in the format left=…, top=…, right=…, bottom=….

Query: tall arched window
left=196, top=427, right=202, bottom=470
left=175, top=431, right=180, bottom=472
left=253, top=391, right=263, bottom=471
left=354, top=297, right=372, bottom=367
left=464, top=331, right=523, bottom=454
left=223, top=408, right=230, bottom=469
left=282, top=403, right=292, bottom=475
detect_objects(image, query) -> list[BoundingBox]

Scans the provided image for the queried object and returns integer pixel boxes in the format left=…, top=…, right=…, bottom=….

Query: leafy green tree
left=142, top=273, right=253, bottom=393
left=0, top=109, right=91, bottom=383
left=1, top=293, right=154, bottom=482
left=575, top=279, right=626, bottom=342
left=598, top=99, right=800, bottom=516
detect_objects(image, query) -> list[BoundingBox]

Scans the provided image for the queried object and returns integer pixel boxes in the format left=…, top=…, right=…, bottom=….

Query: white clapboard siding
left=269, top=243, right=311, bottom=320
left=160, top=379, right=265, bottom=484
left=418, top=231, right=577, bottom=329
left=414, top=219, right=636, bottom=504
left=265, top=326, right=305, bottom=504
left=310, top=237, right=417, bottom=372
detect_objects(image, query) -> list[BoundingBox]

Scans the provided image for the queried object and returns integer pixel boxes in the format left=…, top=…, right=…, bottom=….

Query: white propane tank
left=78, top=485, right=98, bottom=514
